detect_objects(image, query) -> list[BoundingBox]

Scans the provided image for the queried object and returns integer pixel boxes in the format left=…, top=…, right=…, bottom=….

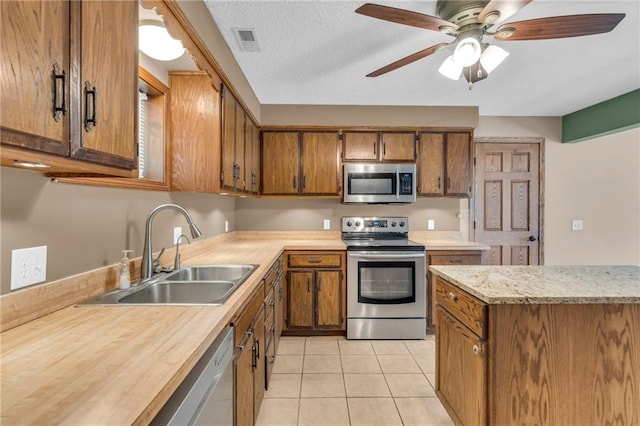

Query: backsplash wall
left=0, top=167, right=235, bottom=294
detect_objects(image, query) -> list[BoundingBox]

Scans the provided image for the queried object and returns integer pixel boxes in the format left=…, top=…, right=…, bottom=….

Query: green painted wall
left=562, top=89, right=640, bottom=143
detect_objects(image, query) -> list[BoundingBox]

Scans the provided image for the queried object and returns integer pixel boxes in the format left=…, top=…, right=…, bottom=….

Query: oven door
left=347, top=251, right=426, bottom=318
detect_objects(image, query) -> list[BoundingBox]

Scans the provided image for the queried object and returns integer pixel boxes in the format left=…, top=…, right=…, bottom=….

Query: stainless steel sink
left=78, top=264, right=258, bottom=306
left=164, top=264, right=255, bottom=283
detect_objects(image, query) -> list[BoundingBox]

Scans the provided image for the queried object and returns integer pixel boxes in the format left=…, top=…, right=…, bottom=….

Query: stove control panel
left=342, top=216, right=409, bottom=234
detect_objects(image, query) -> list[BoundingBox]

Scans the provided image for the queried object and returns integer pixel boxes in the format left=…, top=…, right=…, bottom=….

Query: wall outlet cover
left=571, top=219, right=583, bottom=231
left=11, top=246, right=47, bottom=290
left=173, top=227, right=182, bottom=244
left=427, top=219, right=435, bottom=230
left=323, top=219, right=331, bottom=230
left=225, top=220, right=229, bottom=233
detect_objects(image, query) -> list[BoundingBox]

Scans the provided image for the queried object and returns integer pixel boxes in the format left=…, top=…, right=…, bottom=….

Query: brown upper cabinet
left=417, top=132, right=472, bottom=197
left=0, top=0, right=138, bottom=176
left=343, top=131, right=416, bottom=162
left=261, top=131, right=340, bottom=196
left=221, top=85, right=259, bottom=194
left=170, top=72, right=221, bottom=193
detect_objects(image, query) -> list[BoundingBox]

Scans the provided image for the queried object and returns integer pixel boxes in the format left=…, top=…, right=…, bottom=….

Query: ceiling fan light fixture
left=438, top=55, right=463, bottom=80
left=480, top=45, right=509, bottom=73
left=453, top=36, right=481, bottom=67
left=139, top=20, right=186, bottom=61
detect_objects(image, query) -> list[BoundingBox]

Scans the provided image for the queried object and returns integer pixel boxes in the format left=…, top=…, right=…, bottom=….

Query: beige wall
left=0, top=167, right=235, bottom=294
left=475, top=117, right=640, bottom=265
left=235, top=197, right=463, bottom=232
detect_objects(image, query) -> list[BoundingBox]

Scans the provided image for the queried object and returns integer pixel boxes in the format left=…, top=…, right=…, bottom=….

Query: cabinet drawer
left=288, top=253, right=342, bottom=268
left=429, top=254, right=481, bottom=266
left=435, top=277, right=486, bottom=338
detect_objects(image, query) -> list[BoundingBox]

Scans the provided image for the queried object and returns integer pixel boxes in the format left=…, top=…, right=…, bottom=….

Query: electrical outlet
left=571, top=219, right=583, bottom=231
left=323, top=219, right=331, bottom=230
left=428, top=219, right=435, bottom=230
left=173, top=227, right=182, bottom=244
left=11, top=246, right=47, bottom=290
left=225, top=220, right=229, bottom=233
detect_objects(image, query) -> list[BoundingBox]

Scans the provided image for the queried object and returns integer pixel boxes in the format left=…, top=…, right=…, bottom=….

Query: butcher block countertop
left=430, top=265, right=640, bottom=304
left=0, top=231, right=485, bottom=425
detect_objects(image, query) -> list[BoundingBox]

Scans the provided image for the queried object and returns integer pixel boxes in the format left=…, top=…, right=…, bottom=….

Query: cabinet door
left=252, top=307, right=265, bottom=423
left=262, top=132, right=299, bottom=195
left=74, top=0, right=137, bottom=169
left=417, top=132, right=444, bottom=196
left=235, top=333, right=254, bottom=426
left=381, top=132, right=415, bottom=161
left=221, top=87, right=236, bottom=190
left=1, top=0, right=70, bottom=155
left=315, top=270, right=342, bottom=329
left=436, top=306, right=486, bottom=425
left=343, top=131, right=378, bottom=161
left=235, top=106, right=246, bottom=190
left=445, top=133, right=471, bottom=196
left=287, top=271, right=314, bottom=328
left=247, top=119, right=260, bottom=194
left=300, top=132, right=340, bottom=195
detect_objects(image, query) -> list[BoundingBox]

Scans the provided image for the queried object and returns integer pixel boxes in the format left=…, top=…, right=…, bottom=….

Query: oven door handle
left=396, top=167, right=400, bottom=200
left=348, top=253, right=425, bottom=259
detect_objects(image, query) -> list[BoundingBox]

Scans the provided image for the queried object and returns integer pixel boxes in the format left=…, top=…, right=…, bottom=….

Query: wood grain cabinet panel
left=284, top=251, right=346, bottom=333
left=262, top=131, right=340, bottom=196
left=435, top=276, right=640, bottom=425
left=381, top=132, right=416, bottom=161
left=1, top=0, right=137, bottom=175
left=343, top=131, right=378, bottom=161
left=169, top=72, right=221, bottom=193
left=417, top=131, right=472, bottom=197
left=221, top=86, right=237, bottom=191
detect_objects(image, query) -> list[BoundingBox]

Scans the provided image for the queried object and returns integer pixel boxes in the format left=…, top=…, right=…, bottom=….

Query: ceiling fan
left=356, top=0, right=625, bottom=86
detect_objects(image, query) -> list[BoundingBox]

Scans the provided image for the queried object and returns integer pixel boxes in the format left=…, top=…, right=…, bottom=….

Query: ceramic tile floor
left=256, top=336, right=454, bottom=426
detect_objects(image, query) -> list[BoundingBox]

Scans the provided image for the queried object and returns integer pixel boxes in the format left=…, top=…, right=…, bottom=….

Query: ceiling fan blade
left=495, top=13, right=626, bottom=41
left=356, top=3, right=458, bottom=33
left=366, top=43, right=449, bottom=77
left=479, top=0, right=532, bottom=26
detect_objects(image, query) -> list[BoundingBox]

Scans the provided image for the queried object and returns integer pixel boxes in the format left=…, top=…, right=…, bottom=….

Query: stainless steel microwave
left=343, top=163, right=416, bottom=204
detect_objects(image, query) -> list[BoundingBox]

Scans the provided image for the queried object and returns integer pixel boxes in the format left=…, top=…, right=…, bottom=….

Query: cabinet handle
left=293, top=175, right=297, bottom=189
left=270, top=324, right=275, bottom=333
left=278, top=286, right=283, bottom=301
left=373, top=142, right=376, bottom=155
left=437, top=176, right=441, bottom=190
left=270, top=300, right=275, bottom=308
left=318, top=278, right=322, bottom=292
left=84, top=81, right=97, bottom=132
left=448, top=292, right=457, bottom=301
left=449, top=259, right=463, bottom=264
left=307, top=278, right=311, bottom=292
left=303, top=175, right=307, bottom=189
left=447, top=177, right=451, bottom=190
left=52, top=63, right=67, bottom=122
left=473, top=344, right=481, bottom=355
left=383, top=142, right=386, bottom=156
left=307, top=259, right=321, bottom=264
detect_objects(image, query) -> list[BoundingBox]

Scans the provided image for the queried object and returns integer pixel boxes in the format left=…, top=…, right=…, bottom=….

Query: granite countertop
left=429, top=265, right=640, bottom=304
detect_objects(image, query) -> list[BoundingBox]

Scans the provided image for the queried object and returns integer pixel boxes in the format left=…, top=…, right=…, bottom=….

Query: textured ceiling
left=204, top=0, right=640, bottom=116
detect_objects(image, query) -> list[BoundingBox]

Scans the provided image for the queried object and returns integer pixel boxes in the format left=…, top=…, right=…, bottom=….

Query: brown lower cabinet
left=427, top=250, right=481, bottom=329
left=232, top=282, right=265, bottom=426
left=435, top=274, right=640, bottom=425
left=284, top=251, right=346, bottom=333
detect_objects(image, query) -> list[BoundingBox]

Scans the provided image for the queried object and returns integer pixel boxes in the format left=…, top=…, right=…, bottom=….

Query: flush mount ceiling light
left=139, top=20, right=185, bottom=61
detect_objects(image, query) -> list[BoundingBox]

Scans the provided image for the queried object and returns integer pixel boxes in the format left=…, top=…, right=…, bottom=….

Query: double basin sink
left=80, top=264, right=257, bottom=306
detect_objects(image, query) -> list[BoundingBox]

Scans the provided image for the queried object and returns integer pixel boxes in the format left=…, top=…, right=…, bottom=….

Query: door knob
left=528, top=235, right=537, bottom=242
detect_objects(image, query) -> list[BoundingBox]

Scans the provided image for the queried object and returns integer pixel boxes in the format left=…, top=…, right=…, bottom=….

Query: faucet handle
left=152, top=247, right=166, bottom=273
left=174, top=235, right=191, bottom=270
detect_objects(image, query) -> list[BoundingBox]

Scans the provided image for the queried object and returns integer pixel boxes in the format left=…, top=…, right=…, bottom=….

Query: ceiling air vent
left=232, top=28, right=260, bottom=52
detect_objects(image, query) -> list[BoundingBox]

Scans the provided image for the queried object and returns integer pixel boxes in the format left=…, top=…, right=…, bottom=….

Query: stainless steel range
left=342, top=216, right=426, bottom=340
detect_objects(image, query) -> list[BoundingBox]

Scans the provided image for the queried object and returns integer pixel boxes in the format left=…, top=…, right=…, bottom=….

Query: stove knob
left=346, top=221, right=352, bottom=227
left=399, top=221, right=405, bottom=227
left=391, top=221, right=397, bottom=227
left=355, top=221, right=361, bottom=227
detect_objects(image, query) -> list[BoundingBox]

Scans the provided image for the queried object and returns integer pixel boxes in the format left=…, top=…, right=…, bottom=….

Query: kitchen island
left=429, top=265, right=640, bottom=426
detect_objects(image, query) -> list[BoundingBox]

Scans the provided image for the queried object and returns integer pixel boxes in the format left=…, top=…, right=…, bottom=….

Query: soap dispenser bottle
left=119, top=250, right=133, bottom=290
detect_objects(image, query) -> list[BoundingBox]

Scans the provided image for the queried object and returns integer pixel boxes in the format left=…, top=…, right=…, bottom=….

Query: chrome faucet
left=174, top=234, right=191, bottom=270
left=141, top=204, right=203, bottom=280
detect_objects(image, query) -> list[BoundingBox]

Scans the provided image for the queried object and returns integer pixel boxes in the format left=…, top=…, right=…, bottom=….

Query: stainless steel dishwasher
left=152, top=327, right=234, bottom=426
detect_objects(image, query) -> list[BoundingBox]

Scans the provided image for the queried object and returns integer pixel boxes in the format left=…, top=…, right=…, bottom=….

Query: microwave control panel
left=398, top=173, right=413, bottom=195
